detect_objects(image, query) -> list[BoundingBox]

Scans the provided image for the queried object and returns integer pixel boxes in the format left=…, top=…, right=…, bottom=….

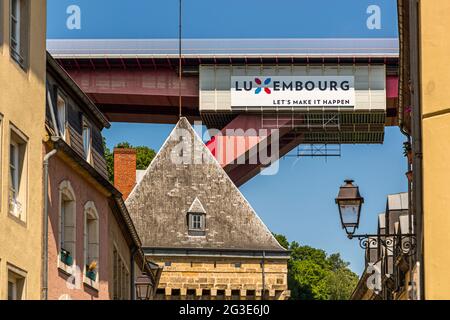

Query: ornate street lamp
left=135, top=272, right=153, bottom=300
left=335, top=179, right=416, bottom=256
left=335, top=179, right=364, bottom=237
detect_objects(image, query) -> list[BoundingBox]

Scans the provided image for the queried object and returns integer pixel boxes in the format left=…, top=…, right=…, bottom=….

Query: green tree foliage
left=273, top=233, right=359, bottom=300
left=274, top=234, right=289, bottom=249
left=103, top=139, right=156, bottom=182
left=103, top=137, right=114, bottom=182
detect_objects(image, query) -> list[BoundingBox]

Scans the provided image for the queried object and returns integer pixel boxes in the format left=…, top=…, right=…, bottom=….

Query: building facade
left=398, top=0, right=450, bottom=300
left=351, top=193, right=416, bottom=300
left=44, top=53, right=159, bottom=300
left=0, top=0, right=47, bottom=300
left=121, top=117, right=290, bottom=300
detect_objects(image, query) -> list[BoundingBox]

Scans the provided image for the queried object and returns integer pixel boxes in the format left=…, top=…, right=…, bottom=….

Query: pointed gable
left=188, top=197, right=206, bottom=214
left=125, top=117, right=285, bottom=251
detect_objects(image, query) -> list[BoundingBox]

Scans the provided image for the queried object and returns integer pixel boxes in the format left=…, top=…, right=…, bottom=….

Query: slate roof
left=125, top=117, right=285, bottom=251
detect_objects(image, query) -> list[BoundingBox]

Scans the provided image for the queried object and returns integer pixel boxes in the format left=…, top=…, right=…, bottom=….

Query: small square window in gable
left=187, top=197, right=206, bottom=236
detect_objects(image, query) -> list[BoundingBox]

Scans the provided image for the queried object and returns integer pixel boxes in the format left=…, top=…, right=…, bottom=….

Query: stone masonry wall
left=150, top=256, right=290, bottom=300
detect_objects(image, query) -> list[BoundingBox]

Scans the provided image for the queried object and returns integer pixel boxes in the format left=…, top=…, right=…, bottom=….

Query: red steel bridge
left=48, top=38, right=400, bottom=186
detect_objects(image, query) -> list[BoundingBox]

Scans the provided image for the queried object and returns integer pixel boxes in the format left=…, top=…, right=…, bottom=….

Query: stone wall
left=149, top=256, right=290, bottom=300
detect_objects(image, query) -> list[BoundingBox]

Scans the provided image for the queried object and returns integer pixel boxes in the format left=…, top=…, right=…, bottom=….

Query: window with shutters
left=112, top=246, right=130, bottom=300
left=8, top=125, right=27, bottom=222
left=9, top=0, right=29, bottom=70
left=58, top=181, right=76, bottom=271
left=113, top=248, right=119, bottom=299
left=83, top=201, right=99, bottom=288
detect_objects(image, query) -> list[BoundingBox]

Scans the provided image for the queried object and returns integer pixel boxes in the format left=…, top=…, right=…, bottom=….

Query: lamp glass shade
left=336, top=180, right=364, bottom=235
left=339, top=200, right=361, bottom=229
left=135, top=273, right=152, bottom=300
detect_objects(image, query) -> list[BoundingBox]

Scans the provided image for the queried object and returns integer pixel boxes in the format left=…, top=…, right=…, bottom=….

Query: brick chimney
left=114, top=148, right=136, bottom=200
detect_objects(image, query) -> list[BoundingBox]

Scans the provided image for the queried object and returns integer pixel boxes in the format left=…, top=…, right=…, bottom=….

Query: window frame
left=112, top=244, right=130, bottom=300
left=0, top=0, right=4, bottom=50
left=7, top=264, right=26, bottom=300
left=10, top=0, right=20, bottom=56
left=9, top=0, right=28, bottom=69
left=57, top=180, right=77, bottom=273
left=56, top=92, right=67, bottom=140
left=82, top=120, right=92, bottom=163
left=8, top=125, right=27, bottom=223
left=188, top=212, right=206, bottom=236
left=8, top=278, right=17, bottom=300
left=0, top=115, right=2, bottom=211
left=83, top=201, right=99, bottom=290
left=188, top=213, right=205, bottom=231
left=9, top=139, right=19, bottom=202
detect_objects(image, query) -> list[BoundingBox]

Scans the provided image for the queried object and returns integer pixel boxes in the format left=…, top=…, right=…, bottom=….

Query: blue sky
left=102, top=124, right=407, bottom=274
left=47, top=0, right=397, bottom=39
left=47, top=0, right=403, bottom=273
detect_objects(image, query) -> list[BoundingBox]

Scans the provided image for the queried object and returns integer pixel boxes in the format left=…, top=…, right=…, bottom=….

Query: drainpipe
left=261, top=250, right=266, bottom=300
left=398, top=0, right=422, bottom=300
left=42, top=149, right=57, bottom=300
left=41, top=88, right=60, bottom=300
left=130, top=246, right=137, bottom=300
left=408, top=0, right=424, bottom=300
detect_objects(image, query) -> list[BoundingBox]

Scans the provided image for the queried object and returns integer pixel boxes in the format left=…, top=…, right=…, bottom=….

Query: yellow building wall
left=420, top=0, right=450, bottom=300
left=0, top=0, right=47, bottom=299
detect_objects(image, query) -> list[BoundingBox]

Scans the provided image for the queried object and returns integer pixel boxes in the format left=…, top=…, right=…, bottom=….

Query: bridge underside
left=56, top=57, right=400, bottom=186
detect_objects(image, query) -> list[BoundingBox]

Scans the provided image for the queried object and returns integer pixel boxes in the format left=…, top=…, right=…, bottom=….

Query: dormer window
left=187, top=197, right=206, bottom=236
left=189, top=213, right=205, bottom=231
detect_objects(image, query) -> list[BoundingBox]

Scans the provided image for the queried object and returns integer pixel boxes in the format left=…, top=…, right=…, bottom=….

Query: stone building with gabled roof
left=122, top=117, right=290, bottom=300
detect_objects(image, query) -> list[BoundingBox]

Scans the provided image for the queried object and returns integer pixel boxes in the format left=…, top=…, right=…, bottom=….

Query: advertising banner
left=231, top=76, right=355, bottom=108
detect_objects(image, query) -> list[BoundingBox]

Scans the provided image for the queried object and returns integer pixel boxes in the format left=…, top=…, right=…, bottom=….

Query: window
left=113, top=248, right=118, bottom=299
left=82, top=122, right=91, bottom=163
left=187, top=197, right=206, bottom=236
left=9, top=127, right=27, bottom=221
left=155, top=288, right=165, bottom=300
left=58, top=181, right=76, bottom=268
left=8, top=279, right=16, bottom=300
left=9, top=0, right=29, bottom=69
left=171, top=289, right=181, bottom=300
left=216, top=290, right=225, bottom=300
left=56, top=93, right=66, bottom=139
left=1, top=0, right=4, bottom=49
left=113, top=246, right=129, bottom=300
left=231, top=290, right=240, bottom=300
left=191, top=214, right=202, bottom=230
left=188, top=213, right=205, bottom=235
left=200, top=289, right=210, bottom=301
left=84, top=201, right=99, bottom=284
left=9, top=141, right=18, bottom=201
left=0, top=116, right=2, bottom=209
left=7, top=265, right=26, bottom=300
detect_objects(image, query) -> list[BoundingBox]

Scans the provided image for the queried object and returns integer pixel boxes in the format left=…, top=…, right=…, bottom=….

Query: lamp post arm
left=348, top=233, right=417, bottom=257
